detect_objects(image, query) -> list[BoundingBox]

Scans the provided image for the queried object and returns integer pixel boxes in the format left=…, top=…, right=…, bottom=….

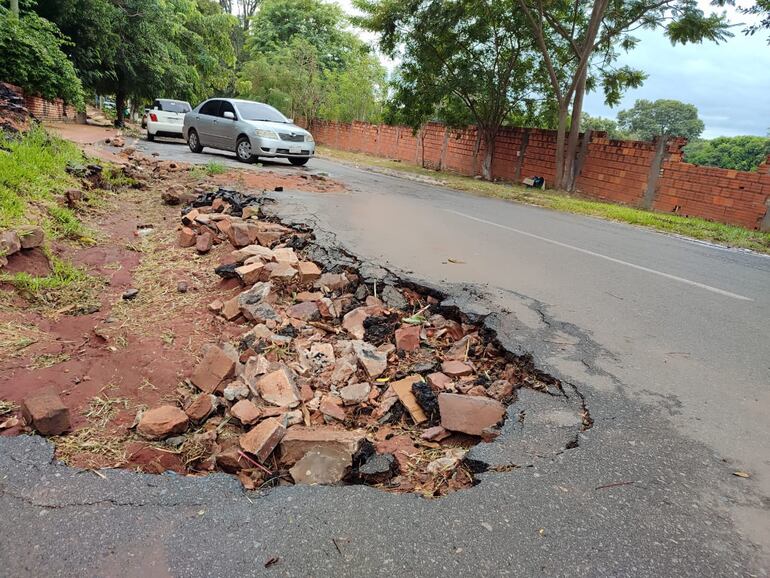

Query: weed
left=0, top=252, right=103, bottom=314
left=0, top=127, right=83, bottom=232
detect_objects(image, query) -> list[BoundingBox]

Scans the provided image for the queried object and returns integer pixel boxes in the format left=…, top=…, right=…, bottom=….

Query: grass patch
left=0, top=252, right=103, bottom=314
left=84, top=395, right=129, bottom=427
left=319, top=146, right=770, bottom=254
left=0, top=321, right=46, bottom=357
left=53, top=427, right=127, bottom=464
left=0, top=126, right=84, bottom=233
left=190, top=160, right=228, bottom=178
left=31, top=352, right=70, bottom=369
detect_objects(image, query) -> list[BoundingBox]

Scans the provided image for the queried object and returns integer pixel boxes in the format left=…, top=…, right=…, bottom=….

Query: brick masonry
left=306, top=119, right=770, bottom=231
left=3, top=83, right=78, bottom=123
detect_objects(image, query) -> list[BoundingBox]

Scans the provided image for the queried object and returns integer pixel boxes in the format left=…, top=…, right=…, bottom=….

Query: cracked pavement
left=1, top=137, right=768, bottom=576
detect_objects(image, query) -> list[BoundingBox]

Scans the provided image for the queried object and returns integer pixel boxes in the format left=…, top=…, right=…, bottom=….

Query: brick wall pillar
left=642, top=136, right=670, bottom=210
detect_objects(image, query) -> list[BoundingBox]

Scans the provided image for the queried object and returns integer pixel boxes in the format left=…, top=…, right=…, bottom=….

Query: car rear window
left=159, top=101, right=191, bottom=113
left=235, top=102, right=287, bottom=123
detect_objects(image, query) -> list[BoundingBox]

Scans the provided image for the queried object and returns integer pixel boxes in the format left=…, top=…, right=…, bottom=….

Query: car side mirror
left=223, top=111, right=235, bottom=120
left=286, top=118, right=294, bottom=124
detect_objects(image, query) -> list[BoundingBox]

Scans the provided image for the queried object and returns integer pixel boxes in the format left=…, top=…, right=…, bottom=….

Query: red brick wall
left=656, top=158, right=770, bottom=230
left=574, top=137, right=658, bottom=205
left=307, top=119, right=770, bottom=231
left=23, top=95, right=77, bottom=122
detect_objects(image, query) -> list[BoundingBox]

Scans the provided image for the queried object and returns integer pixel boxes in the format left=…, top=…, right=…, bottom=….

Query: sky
left=335, top=0, right=770, bottom=139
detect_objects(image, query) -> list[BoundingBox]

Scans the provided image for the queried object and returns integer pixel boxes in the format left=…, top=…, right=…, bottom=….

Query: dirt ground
left=0, top=138, right=345, bottom=472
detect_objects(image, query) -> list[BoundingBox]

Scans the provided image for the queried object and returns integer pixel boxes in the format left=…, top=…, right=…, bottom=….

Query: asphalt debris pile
left=124, top=186, right=550, bottom=496
left=18, top=185, right=555, bottom=496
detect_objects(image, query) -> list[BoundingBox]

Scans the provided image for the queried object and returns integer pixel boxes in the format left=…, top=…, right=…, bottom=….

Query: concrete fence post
left=642, top=136, right=670, bottom=210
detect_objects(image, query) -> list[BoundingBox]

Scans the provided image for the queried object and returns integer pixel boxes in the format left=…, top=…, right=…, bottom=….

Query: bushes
left=0, top=9, right=83, bottom=108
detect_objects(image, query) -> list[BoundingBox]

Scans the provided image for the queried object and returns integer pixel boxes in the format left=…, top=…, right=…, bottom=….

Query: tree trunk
left=554, top=103, right=569, bottom=189
left=481, top=128, right=497, bottom=181
left=114, top=88, right=126, bottom=128
left=564, top=67, right=587, bottom=191
left=10, top=0, right=19, bottom=17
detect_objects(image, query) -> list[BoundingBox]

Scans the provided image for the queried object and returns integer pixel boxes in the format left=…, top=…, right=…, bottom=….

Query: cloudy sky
left=336, top=0, right=769, bottom=138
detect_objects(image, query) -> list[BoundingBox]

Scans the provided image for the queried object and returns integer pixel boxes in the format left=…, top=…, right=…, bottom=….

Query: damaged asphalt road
left=1, top=139, right=766, bottom=576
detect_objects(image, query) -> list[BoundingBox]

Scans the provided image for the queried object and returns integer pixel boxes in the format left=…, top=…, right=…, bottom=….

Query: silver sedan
left=182, top=98, right=315, bottom=166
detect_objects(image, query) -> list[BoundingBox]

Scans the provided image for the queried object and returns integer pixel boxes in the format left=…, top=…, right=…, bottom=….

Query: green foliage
left=618, top=99, right=705, bottom=141
left=34, top=0, right=238, bottom=112
left=581, top=113, right=629, bottom=139
left=0, top=8, right=83, bottom=106
left=684, top=136, right=770, bottom=171
left=0, top=126, right=86, bottom=237
left=356, top=0, right=544, bottom=177
left=238, top=0, right=385, bottom=123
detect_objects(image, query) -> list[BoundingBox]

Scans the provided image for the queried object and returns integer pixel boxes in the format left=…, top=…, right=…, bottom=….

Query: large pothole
left=32, top=184, right=591, bottom=497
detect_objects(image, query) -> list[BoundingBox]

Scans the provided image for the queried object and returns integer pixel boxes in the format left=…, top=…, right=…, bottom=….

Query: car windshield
left=235, top=102, right=287, bottom=123
left=160, top=101, right=191, bottom=113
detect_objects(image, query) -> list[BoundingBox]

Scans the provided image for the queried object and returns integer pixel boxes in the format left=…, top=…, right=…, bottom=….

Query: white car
left=146, top=99, right=192, bottom=141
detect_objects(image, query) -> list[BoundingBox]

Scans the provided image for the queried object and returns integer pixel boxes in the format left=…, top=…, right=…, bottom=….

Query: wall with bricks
left=307, top=118, right=770, bottom=231
left=23, top=94, right=77, bottom=122
left=2, top=83, right=78, bottom=123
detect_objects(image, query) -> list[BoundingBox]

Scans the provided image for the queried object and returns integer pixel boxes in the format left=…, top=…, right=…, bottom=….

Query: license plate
left=289, top=146, right=302, bottom=154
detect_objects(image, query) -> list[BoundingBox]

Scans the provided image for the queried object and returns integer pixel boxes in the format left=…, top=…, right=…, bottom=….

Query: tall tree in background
left=516, top=0, right=732, bottom=190
left=581, top=112, right=628, bottom=139
left=618, top=98, right=704, bottom=141
left=355, top=0, right=542, bottom=180
left=238, top=0, right=385, bottom=124
left=34, top=0, right=237, bottom=124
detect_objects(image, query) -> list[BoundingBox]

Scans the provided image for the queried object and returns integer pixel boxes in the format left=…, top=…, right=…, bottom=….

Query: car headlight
left=254, top=128, right=279, bottom=139
left=304, top=134, right=314, bottom=143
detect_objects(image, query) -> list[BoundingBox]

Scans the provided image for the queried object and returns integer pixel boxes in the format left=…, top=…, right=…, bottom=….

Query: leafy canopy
left=238, top=0, right=385, bottom=123
left=684, top=136, right=770, bottom=171
left=618, top=98, right=705, bottom=141
left=0, top=8, right=83, bottom=107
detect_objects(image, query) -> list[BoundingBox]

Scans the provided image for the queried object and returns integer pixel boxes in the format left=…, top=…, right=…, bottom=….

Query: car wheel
left=187, top=129, right=203, bottom=153
left=146, top=131, right=155, bottom=142
left=289, top=157, right=309, bottom=166
left=236, top=136, right=254, bottom=163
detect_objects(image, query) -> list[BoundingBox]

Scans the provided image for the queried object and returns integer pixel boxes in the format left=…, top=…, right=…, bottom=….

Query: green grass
left=190, top=160, right=228, bottom=178
left=0, top=126, right=88, bottom=239
left=318, top=146, right=770, bottom=254
left=0, top=251, right=102, bottom=313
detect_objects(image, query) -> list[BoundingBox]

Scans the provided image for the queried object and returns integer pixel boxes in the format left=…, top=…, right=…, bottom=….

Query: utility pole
left=10, top=0, right=19, bottom=17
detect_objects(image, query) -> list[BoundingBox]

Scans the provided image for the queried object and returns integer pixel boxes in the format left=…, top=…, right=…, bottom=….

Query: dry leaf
left=0, top=416, right=19, bottom=430
left=733, top=471, right=751, bottom=478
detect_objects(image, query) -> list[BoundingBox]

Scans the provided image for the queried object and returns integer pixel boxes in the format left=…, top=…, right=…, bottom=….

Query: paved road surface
left=2, top=134, right=768, bottom=576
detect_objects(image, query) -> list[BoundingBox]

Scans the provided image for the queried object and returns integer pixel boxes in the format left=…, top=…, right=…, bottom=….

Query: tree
left=355, top=0, right=542, bottom=180
left=0, top=8, right=83, bottom=107
left=581, top=112, right=628, bottom=139
left=34, top=0, right=237, bottom=125
left=515, top=0, right=732, bottom=190
left=617, top=99, right=704, bottom=141
left=238, top=0, right=385, bottom=124
left=684, top=135, right=770, bottom=171
left=246, top=0, right=359, bottom=70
